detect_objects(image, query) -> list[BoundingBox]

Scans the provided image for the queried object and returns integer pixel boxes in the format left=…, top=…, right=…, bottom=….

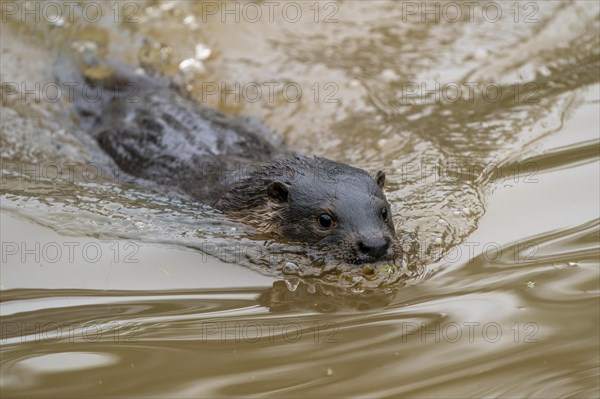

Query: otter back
left=63, top=56, right=286, bottom=204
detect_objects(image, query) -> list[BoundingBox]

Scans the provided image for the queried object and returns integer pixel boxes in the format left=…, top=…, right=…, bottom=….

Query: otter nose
left=358, top=236, right=390, bottom=259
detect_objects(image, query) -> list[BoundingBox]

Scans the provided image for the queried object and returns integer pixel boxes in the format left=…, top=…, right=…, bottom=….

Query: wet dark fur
left=61, top=55, right=401, bottom=265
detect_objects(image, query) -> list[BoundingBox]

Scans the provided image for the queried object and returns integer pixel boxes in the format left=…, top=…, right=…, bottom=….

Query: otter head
left=258, top=156, right=400, bottom=265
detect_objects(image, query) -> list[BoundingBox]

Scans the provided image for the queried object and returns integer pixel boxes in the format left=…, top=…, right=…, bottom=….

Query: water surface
left=1, top=1, right=599, bottom=397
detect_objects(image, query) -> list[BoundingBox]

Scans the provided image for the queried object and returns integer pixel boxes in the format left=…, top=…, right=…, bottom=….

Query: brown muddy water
left=1, top=1, right=599, bottom=397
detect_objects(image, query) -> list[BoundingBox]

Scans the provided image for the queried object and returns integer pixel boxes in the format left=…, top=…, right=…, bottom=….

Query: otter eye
left=318, top=213, right=333, bottom=229
left=380, top=207, right=388, bottom=222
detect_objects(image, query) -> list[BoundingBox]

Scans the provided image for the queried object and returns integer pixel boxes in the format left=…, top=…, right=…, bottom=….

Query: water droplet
left=70, top=40, right=98, bottom=53
left=145, top=5, right=161, bottom=18
left=307, top=284, right=316, bottom=294
left=183, top=15, right=199, bottom=29
left=195, top=44, right=212, bottom=60
left=159, top=2, right=176, bottom=11
left=539, top=66, right=551, bottom=77
left=179, top=58, right=205, bottom=74
left=351, top=275, right=365, bottom=293
left=381, top=68, right=399, bottom=82
left=283, top=262, right=298, bottom=274
left=50, top=16, right=65, bottom=27
left=284, top=279, right=299, bottom=292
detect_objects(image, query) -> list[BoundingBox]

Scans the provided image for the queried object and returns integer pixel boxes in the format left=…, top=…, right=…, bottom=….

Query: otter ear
left=375, top=170, right=386, bottom=189
left=267, top=181, right=290, bottom=204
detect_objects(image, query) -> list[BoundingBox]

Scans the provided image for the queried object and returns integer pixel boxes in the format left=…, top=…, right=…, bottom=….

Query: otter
left=63, top=55, right=401, bottom=265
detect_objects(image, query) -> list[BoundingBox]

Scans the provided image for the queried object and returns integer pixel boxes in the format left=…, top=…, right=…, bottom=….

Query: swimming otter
left=64, top=56, right=401, bottom=265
